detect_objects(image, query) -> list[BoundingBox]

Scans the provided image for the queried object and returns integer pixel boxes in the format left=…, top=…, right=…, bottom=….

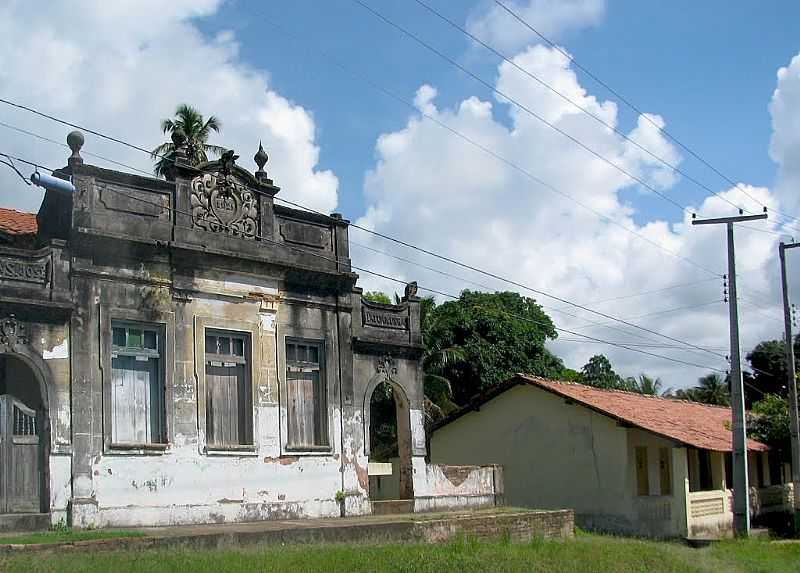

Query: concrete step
left=0, top=513, right=50, bottom=533
left=371, top=500, right=414, bottom=516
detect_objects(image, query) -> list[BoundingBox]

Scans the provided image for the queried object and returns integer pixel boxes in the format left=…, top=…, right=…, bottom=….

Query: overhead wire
left=351, top=0, right=692, bottom=216
left=2, top=148, right=727, bottom=374
left=490, top=0, right=800, bottom=231
left=0, top=102, right=735, bottom=357
left=412, top=0, right=761, bottom=219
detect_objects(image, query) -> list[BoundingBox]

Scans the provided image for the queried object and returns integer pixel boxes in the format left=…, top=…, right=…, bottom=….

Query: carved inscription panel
left=0, top=257, right=48, bottom=285
left=362, top=308, right=408, bottom=330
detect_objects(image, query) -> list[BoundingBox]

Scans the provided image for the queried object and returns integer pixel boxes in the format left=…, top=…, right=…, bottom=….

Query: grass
left=1, top=533, right=798, bottom=573
left=0, top=529, right=145, bottom=545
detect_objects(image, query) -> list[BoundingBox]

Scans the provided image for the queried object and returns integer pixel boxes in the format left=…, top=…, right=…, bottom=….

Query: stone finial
left=254, top=141, right=270, bottom=183
left=67, top=130, right=84, bottom=166
left=403, top=281, right=418, bottom=301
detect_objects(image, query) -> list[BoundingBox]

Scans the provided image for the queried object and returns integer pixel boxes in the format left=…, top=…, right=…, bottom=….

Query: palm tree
left=694, top=373, right=730, bottom=406
left=630, top=374, right=663, bottom=396
left=150, top=104, right=225, bottom=178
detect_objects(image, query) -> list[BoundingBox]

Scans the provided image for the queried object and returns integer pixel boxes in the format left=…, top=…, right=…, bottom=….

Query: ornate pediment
left=190, top=153, right=259, bottom=239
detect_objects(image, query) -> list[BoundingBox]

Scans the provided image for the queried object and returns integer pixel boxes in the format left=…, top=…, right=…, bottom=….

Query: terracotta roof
left=434, top=374, right=768, bottom=453
left=0, top=208, right=37, bottom=236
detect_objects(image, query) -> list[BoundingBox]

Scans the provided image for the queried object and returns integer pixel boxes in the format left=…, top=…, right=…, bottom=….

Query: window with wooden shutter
left=110, top=322, right=165, bottom=445
left=659, top=447, right=672, bottom=495
left=286, top=339, right=328, bottom=449
left=635, top=446, right=650, bottom=496
left=205, top=330, right=253, bottom=447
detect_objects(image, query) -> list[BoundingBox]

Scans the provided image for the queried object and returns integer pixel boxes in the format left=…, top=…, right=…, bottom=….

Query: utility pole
left=778, top=241, right=800, bottom=531
left=693, top=212, right=768, bottom=537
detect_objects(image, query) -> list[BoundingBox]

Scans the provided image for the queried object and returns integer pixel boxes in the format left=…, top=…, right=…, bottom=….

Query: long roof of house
left=0, top=208, right=37, bottom=236
left=434, top=374, right=768, bottom=453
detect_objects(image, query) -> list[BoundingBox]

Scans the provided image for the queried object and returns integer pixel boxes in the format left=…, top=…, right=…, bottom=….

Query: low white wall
left=412, top=457, right=501, bottom=512
left=687, top=489, right=733, bottom=538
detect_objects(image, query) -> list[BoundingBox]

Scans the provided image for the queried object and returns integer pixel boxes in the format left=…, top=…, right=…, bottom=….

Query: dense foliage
left=422, top=290, right=563, bottom=405
left=747, top=393, right=792, bottom=455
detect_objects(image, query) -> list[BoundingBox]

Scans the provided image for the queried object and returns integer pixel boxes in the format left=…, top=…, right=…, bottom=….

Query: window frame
left=101, top=308, right=174, bottom=455
left=194, top=317, right=260, bottom=456
left=284, top=337, right=329, bottom=451
left=203, top=328, right=254, bottom=449
left=635, top=446, right=650, bottom=496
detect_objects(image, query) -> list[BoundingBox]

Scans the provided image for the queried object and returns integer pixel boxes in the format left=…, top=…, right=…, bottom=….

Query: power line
left=412, top=0, right=757, bottom=218
left=351, top=240, right=722, bottom=359
left=0, top=120, right=154, bottom=177
left=5, top=148, right=725, bottom=374
left=351, top=0, right=692, bottom=216
left=0, top=102, right=726, bottom=356
left=491, top=0, right=800, bottom=230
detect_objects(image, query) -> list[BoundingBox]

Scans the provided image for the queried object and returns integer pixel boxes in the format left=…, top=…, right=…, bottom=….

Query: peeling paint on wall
left=42, top=338, right=69, bottom=360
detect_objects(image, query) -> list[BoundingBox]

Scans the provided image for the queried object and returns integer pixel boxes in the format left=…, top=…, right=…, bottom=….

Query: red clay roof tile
left=519, top=375, right=768, bottom=452
left=0, top=208, right=37, bottom=236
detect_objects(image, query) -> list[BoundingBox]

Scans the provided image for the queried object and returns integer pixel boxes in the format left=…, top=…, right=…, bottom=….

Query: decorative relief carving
left=190, top=172, right=258, bottom=238
left=0, top=256, right=48, bottom=284
left=0, top=315, right=29, bottom=347
left=377, top=355, right=397, bottom=382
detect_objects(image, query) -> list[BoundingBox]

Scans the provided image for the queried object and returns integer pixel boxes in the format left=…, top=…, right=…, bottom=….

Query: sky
left=1, top=0, right=799, bottom=389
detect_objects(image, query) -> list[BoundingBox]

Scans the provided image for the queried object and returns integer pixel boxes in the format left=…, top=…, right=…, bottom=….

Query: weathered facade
left=431, top=375, right=791, bottom=539
left=0, top=132, right=500, bottom=530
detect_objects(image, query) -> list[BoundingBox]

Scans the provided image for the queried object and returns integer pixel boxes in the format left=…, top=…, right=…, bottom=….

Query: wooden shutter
left=111, top=355, right=158, bottom=444
left=659, top=448, right=672, bottom=495
left=207, top=363, right=248, bottom=446
left=287, top=369, right=315, bottom=447
left=635, top=446, right=649, bottom=496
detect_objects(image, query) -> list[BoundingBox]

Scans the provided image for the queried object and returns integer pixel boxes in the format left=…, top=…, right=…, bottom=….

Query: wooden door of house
left=0, top=395, right=41, bottom=513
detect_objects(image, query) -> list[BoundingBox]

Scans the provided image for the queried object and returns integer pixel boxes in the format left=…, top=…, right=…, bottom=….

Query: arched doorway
left=0, top=354, right=45, bottom=514
left=366, top=380, right=413, bottom=503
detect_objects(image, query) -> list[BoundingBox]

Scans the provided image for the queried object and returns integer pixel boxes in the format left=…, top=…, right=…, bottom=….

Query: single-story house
left=430, top=374, right=794, bottom=538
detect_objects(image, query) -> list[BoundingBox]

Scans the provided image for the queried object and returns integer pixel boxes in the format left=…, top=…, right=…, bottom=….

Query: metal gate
left=0, top=395, right=41, bottom=513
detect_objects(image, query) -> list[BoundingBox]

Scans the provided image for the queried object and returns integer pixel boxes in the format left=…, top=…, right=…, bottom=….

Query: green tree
left=746, top=336, right=800, bottom=402
left=580, top=355, right=623, bottom=389
left=423, top=290, right=562, bottom=405
left=747, top=394, right=792, bottom=457
left=693, top=373, right=730, bottom=406
left=627, top=374, right=664, bottom=396
left=559, top=368, right=583, bottom=383
left=362, top=291, right=392, bottom=304
left=151, top=104, right=225, bottom=178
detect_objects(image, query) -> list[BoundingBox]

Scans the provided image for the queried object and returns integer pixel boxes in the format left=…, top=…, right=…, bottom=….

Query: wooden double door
left=0, top=395, right=41, bottom=513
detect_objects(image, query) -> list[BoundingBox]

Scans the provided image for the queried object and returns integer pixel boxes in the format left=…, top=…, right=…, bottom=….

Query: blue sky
left=2, top=0, right=800, bottom=384
left=198, top=0, right=800, bottom=223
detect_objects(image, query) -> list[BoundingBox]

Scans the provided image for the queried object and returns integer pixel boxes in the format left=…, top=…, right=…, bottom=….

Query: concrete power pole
left=693, top=212, right=768, bottom=537
left=778, top=241, right=800, bottom=531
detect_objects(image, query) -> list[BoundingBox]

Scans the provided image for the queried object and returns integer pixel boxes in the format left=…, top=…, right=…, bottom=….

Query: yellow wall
left=430, top=384, right=689, bottom=537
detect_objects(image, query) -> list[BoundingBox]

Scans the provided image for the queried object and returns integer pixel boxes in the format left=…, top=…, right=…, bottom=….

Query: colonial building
left=431, top=374, right=793, bottom=539
left=0, top=131, right=501, bottom=531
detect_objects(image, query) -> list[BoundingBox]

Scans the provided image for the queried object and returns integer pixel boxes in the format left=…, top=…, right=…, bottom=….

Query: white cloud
left=0, top=0, right=337, bottom=214
left=354, top=44, right=792, bottom=389
left=467, top=0, right=605, bottom=54
left=770, top=53, right=800, bottom=218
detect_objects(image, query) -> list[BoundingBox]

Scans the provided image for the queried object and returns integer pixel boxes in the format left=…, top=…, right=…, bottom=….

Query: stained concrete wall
left=69, top=266, right=359, bottom=527
left=430, top=384, right=692, bottom=537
